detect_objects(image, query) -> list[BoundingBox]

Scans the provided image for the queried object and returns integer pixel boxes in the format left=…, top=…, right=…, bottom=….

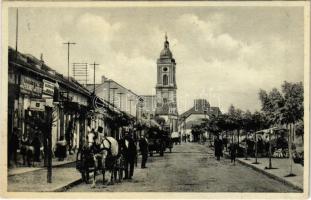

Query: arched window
left=163, top=74, right=168, bottom=85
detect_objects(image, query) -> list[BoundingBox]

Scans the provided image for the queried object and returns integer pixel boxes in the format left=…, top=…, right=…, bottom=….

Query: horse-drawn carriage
left=76, top=136, right=123, bottom=187
left=148, top=128, right=173, bottom=156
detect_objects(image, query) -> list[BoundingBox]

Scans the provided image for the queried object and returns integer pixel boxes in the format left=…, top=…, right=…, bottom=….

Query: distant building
left=178, top=99, right=221, bottom=141
left=86, top=76, right=142, bottom=118
left=155, top=34, right=178, bottom=132
left=139, top=95, right=157, bottom=121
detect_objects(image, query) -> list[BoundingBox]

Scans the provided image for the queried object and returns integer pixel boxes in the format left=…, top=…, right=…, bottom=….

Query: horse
left=91, top=136, right=121, bottom=188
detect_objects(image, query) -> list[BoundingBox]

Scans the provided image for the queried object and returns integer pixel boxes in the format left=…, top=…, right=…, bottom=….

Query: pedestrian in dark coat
left=9, top=127, right=20, bottom=166
left=229, top=142, right=237, bottom=165
left=214, top=135, right=223, bottom=160
left=21, top=136, right=31, bottom=166
left=32, top=131, right=42, bottom=162
left=121, top=132, right=137, bottom=179
left=139, top=135, right=149, bottom=168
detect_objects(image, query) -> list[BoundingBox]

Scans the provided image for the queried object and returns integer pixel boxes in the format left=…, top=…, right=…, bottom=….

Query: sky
left=8, top=6, right=304, bottom=114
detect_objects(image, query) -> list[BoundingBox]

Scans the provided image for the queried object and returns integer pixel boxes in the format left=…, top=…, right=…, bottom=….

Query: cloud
left=8, top=7, right=304, bottom=114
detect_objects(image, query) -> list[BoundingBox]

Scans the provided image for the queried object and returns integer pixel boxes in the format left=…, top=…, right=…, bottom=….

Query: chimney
left=101, top=75, right=108, bottom=83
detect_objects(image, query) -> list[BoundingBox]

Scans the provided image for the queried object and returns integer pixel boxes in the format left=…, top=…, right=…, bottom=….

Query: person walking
left=55, top=136, right=67, bottom=161
left=32, top=128, right=42, bottom=162
left=9, top=127, right=20, bottom=166
left=139, top=134, right=149, bottom=168
left=121, top=131, right=137, bottom=179
left=21, top=135, right=31, bottom=166
left=229, top=142, right=237, bottom=165
left=214, top=135, right=223, bottom=161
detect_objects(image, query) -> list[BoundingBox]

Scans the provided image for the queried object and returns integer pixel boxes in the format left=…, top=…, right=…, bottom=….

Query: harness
left=101, top=137, right=112, bottom=157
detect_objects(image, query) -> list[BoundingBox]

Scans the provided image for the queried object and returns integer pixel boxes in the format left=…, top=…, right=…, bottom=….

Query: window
left=163, top=74, right=168, bottom=85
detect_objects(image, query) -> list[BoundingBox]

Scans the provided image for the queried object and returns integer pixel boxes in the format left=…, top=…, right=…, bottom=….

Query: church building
left=155, top=34, right=178, bottom=132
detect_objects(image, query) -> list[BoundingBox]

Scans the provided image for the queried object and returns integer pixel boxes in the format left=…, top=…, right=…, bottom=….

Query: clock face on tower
left=163, top=67, right=168, bottom=72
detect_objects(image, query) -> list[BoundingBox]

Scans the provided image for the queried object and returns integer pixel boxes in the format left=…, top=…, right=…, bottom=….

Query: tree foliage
left=259, top=81, right=303, bottom=126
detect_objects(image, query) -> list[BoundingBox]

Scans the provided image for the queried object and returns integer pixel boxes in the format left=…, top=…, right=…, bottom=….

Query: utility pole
left=15, top=8, right=18, bottom=59
left=63, top=41, right=75, bottom=144
left=107, top=80, right=111, bottom=102
left=268, top=129, right=273, bottom=169
left=253, top=131, right=260, bottom=164
left=45, top=106, right=53, bottom=183
left=63, top=42, right=76, bottom=82
left=117, top=92, right=124, bottom=110
left=89, top=62, right=99, bottom=94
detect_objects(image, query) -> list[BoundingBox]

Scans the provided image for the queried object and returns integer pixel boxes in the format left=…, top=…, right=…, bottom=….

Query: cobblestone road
left=68, top=143, right=300, bottom=192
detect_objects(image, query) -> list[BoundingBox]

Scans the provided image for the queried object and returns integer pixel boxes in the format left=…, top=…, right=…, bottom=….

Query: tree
left=258, top=81, right=303, bottom=173
left=259, top=88, right=285, bottom=126
left=227, top=105, right=243, bottom=147
left=295, top=121, right=304, bottom=141
left=242, top=110, right=253, bottom=159
left=281, top=81, right=304, bottom=125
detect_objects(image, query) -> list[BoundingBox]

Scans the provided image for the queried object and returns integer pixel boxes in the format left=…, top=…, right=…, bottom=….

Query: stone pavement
left=223, top=151, right=303, bottom=191
left=7, top=154, right=145, bottom=192
left=8, top=154, right=80, bottom=192
left=8, top=162, right=81, bottom=192
left=8, top=154, right=76, bottom=176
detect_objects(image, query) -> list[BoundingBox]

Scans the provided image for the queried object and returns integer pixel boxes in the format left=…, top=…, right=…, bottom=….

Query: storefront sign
left=43, top=80, right=54, bottom=96
left=29, top=100, right=45, bottom=111
left=20, top=75, right=43, bottom=98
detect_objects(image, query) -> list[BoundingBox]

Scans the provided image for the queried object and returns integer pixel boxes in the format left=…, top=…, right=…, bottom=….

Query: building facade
left=8, top=47, right=91, bottom=155
left=155, top=34, right=178, bottom=132
left=178, top=99, right=221, bottom=141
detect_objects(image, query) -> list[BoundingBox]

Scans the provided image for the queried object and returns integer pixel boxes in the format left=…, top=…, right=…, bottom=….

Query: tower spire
left=165, top=32, right=168, bottom=42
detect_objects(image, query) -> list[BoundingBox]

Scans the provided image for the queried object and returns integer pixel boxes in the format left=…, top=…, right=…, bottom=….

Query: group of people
left=213, top=135, right=238, bottom=165
left=8, top=127, right=43, bottom=167
left=86, top=127, right=150, bottom=180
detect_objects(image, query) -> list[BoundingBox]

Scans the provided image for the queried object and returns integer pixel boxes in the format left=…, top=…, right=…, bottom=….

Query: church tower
left=155, top=34, right=178, bottom=132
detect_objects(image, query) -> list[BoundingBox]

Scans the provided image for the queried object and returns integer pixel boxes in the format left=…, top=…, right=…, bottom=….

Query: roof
left=9, top=47, right=91, bottom=97
left=179, top=107, right=207, bottom=119
left=179, top=99, right=221, bottom=121
left=185, top=120, right=204, bottom=129
left=87, top=79, right=142, bottom=100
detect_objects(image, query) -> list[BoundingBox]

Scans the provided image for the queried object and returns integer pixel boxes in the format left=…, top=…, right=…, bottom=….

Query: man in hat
left=139, top=133, right=149, bottom=168
left=121, top=130, right=137, bottom=179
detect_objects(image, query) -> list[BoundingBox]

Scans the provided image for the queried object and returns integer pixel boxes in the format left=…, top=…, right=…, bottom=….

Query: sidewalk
left=8, top=154, right=76, bottom=176
left=223, top=151, right=303, bottom=191
left=8, top=162, right=81, bottom=192
left=7, top=155, right=145, bottom=192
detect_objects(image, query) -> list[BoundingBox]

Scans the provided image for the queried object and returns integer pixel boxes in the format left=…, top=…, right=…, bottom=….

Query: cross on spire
left=165, top=32, right=168, bottom=41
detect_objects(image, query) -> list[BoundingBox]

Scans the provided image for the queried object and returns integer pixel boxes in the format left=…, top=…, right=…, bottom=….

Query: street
left=67, top=143, right=300, bottom=192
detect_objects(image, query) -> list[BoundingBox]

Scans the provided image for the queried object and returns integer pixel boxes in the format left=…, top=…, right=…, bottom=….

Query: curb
left=236, top=158, right=303, bottom=192
left=52, top=178, right=83, bottom=192
left=8, top=161, right=76, bottom=177
left=223, top=152, right=303, bottom=191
